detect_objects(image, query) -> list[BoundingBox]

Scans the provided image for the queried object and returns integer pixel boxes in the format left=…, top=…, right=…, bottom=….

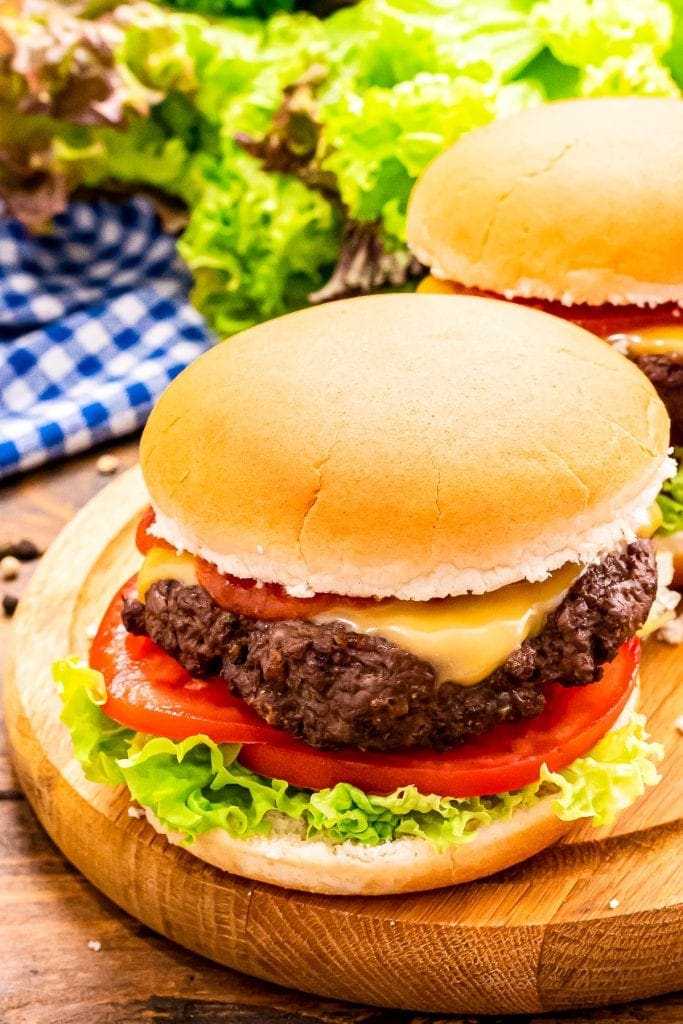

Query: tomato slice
left=92, top=577, right=639, bottom=798
left=135, top=506, right=173, bottom=556
left=196, top=559, right=345, bottom=621
left=533, top=299, right=683, bottom=343
left=425, top=280, right=682, bottom=343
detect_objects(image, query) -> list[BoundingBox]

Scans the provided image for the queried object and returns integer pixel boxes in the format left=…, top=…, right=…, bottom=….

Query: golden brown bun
left=145, top=799, right=574, bottom=896
left=141, top=294, right=671, bottom=599
left=407, top=98, right=683, bottom=307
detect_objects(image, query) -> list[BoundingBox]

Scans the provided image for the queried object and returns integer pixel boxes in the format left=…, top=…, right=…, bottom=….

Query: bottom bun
left=142, top=682, right=641, bottom=897
left=145, top=797, right=574, bottom=896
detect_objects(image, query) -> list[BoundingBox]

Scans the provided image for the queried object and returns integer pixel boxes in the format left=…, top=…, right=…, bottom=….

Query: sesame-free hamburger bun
left=141, top=294, right=670, bottom=601
left=406, top=98, right=683, bottom=308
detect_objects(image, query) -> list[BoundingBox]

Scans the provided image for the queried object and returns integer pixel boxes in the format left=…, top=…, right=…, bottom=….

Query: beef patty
left=632, top=354, right=683, bottom=445
left=122, top=540, right=656, bottom=752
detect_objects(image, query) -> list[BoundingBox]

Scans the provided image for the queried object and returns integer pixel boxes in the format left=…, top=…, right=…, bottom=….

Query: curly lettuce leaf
left=54, top=657, right=663, bottom=851
left=318, top=76, right=541, bottom=248
left=4, top=0, right=683, bottom=329
left=531, top=0, right=679, bottom=97
left=177, top=147, right=341, bottom=335
left=54, top=657, right=131, bottom=786
left=0, top=1, right=161, bottom=125
left=656, top=452, right=683, bottom=537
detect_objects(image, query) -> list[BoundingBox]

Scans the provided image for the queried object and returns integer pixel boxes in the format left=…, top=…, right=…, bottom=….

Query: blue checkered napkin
left=0, top=197, right=213, bottom=479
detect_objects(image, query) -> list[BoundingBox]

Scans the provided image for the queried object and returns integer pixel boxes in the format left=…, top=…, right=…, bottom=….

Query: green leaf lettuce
left=54, top=657, right=663, bottom=851
left=656, top=450, right=683, bottom=538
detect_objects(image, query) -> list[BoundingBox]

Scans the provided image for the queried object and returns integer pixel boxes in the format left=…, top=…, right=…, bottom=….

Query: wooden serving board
left=4, top=467, right=683, bottom=1015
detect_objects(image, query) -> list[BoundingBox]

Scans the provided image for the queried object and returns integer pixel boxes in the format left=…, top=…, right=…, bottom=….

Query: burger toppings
left=136, top=538, right=581, bottom=682
left=86, top=594, right=643, bottom=800
left=121, top=540, right=656, bottom=752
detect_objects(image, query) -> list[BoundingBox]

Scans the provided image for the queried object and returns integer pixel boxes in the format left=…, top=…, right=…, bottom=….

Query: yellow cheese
left=416, top=275, right=459, bottom=295
left=313, top=563, right=580, bottom=687
left=637, top=503, right=663, bottom=538
left=138, top=546, right=583, bottom=687
left=620, top=323, right=683, bottom=358
left=137, top=547, right=199, bottom=600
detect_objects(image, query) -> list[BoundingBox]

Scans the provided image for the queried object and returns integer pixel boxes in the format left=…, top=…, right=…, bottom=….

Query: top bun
left=141, top=294, right=671, bottom=600
left=407, top=98, right=683, bottom=307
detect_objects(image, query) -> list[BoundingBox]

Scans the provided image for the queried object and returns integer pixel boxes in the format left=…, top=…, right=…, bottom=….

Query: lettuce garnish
left=656, top=451, right=683, bottom=538
left=4, top=0, right=683, bottom=332
left=54, top=657, right=662, bottom=851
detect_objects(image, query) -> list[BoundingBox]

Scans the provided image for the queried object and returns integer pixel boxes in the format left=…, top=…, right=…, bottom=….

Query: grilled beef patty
left=122, top=540, right=656, bottom=751
left=632, top=354, right=683, bottom=445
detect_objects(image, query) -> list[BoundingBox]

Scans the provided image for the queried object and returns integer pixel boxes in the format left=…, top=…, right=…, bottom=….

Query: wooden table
left=1, top=438, right=681, bottom=1024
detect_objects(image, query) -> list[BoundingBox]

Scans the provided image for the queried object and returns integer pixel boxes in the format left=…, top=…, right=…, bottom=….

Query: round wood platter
left=4, top=467, right=683, bottom=1015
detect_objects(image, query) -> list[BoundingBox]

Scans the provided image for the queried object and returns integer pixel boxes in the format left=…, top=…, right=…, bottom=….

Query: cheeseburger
left=407, top=97, right=683, bottom=583
left=55, top=295, right=669, bottom=895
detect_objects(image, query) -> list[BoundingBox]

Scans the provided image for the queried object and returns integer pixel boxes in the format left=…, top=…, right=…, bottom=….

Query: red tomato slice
left=92, top=578, right=639, bottom=798
left=430, top=281, right=681, bottom=342
left=135, top=506, right=173, bottom=556
left=529, top=299, right=683, bottom=343
left=196, top=559, right=344, bottom=620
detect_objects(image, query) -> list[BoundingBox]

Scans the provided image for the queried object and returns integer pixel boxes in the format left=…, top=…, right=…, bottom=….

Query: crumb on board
left=87, top=940, right=102, bottom=952
left=675, top=716, right=683, bottom=736
left=2, top=594, right=18, bottom=617
left=608, top=898, right=620, bottom=910
left=96, top=454, right=120, bottom=476
left=0, top=555, right=20, bottom=580
left=655, top=613, right=683, bottom=646
left=128, top=806, right=144, bottom=819
left=85, top=622, right=98, bottom=640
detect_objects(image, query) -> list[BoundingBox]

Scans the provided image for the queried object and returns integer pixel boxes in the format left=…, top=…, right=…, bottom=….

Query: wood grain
left=4, top=465, right=683, bottom=1017
left=2, top=793, right=682, bottom=1024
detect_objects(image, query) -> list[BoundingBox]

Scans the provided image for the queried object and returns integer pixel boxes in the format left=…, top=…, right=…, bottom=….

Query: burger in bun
left=55, top=294, right=668, bottom=895
left=407, top=97, right=683, bottom=589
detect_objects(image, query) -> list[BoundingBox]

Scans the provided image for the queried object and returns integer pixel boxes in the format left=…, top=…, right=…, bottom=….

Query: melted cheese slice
left=137, top=547, right=198, bottom=600
left=619, top=324, right=683, bottom=358
left=313, top=563, right=580, bottom=687
left=416, top=275, right=459, bottom=295
left=637, top=502, right=663, bottom=538
left=137, top=546, right=582, bottom=687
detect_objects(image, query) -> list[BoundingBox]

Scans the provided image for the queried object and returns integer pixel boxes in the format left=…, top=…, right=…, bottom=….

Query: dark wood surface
left=1, top=438, right=681, bottom=1024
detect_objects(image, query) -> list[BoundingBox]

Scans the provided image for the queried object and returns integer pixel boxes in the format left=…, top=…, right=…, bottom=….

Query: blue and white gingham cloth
left=0, top=197, right=213, bottom=479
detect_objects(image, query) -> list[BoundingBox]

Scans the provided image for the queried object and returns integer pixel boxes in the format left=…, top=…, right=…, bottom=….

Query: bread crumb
left=128, top=806, right=144, bottom=819
left=87, top=940, right=102, bottom=951
left=96, top=454, right=119, bottom=476
left=608, top=898, right=620, bottom=910
left=85, top=622, right=98, bottom=640
left=675, top=716, right=683, bottom=735
left=656, top=613, right=683, bottom=646
left=0, top=556, right=20, bottom=580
